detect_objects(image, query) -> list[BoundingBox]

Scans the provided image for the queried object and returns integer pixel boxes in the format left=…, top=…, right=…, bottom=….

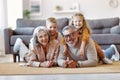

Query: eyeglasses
left=63, top=31, right=76, bottom=39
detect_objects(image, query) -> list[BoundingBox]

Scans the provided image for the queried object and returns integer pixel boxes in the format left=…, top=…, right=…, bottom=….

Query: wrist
left=77, top=61, right=81, bottom=67
left=62, top=61, right=68, bottom=68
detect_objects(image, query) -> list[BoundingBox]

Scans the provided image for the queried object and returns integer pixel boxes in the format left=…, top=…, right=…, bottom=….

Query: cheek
left=37, top=38, right=42, bottom=43
left=46, top=36, right=49, bottom=42
left=46, top=26, right=50, bottom=30
left=80, top=22, right=83, bottom=25
left=64, top=38, right=68, bottom=42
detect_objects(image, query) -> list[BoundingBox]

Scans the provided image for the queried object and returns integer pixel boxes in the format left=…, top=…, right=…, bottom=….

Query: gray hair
left=31, top=26, right=50, bottom=46
left=62, top=25, right=78, bottom=35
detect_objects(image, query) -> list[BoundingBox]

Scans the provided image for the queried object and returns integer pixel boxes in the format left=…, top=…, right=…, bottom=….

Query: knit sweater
left=25, top=40, right=60, bottom=67
left=57, top=38, right=98, bottom=67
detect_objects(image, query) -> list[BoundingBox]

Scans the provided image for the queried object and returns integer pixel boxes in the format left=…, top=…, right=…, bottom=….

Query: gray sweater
left=57, top=38, right=98, bottom=67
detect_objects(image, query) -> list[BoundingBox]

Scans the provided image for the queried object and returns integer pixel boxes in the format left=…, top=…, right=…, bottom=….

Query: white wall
left=0, top=0, right=23, bottom=55
left=0, top=0, right=7, bottom=55
left=7, top=0, right=23, bottom=28
left=24, top=0, right=120, bottom=19
left=0, top=0, right=7, bottom=28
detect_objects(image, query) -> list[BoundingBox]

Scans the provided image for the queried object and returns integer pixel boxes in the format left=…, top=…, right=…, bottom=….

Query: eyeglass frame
left=63, top=31, right=77, bottom=39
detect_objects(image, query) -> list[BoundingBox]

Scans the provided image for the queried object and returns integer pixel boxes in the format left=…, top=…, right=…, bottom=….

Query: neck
left=50, top=32, right=58, bottom=40
left=41, top=44, right=47, bottom=54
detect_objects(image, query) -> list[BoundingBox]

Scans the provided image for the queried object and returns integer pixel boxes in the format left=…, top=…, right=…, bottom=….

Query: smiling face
left=63, top=28, right=78, bottom=47
left=46, top=22, right=58, bottom=36
left=72, top=15, right=83, bottom=29
left=37, top=30, right=49, bottom=46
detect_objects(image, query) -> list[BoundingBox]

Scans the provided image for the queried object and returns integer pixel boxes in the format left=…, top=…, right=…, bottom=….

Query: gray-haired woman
left=13, top=26, right=60, bottom=67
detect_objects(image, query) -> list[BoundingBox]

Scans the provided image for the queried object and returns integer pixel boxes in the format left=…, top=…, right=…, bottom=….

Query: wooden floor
left=0, top=55, right=120, bottom=80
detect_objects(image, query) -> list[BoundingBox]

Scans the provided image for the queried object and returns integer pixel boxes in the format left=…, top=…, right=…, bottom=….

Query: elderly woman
left=13, top=26, right=60, bottom=67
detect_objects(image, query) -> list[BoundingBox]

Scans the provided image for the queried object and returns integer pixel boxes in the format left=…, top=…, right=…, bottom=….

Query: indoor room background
left=0, top=0, right=120, bottom=55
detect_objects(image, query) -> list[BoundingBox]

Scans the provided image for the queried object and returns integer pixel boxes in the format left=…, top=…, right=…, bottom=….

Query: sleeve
left=82, top=28, right=91, bottom=43
left=77, top=38, right=98, bottom=67
left=53, top=41, right=60, bottom=62
left=26, top=47, right=41, bottom=67
left=57, top=44, right=67, bottom=67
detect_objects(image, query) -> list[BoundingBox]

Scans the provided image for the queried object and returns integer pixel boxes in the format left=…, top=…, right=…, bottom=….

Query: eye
left=39, top=35, right=43, bottom=39
left=54, top=26, right=57, bottom=28
left=50, top=26, right=52, bottom=29
left=44, top=34, right=48, bottom=37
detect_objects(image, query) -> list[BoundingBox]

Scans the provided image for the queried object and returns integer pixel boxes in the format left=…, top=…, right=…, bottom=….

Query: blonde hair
left=46, top=17, right=57, bottom=25
left=46, top=17, right=59, bottom=40
left=70, top=13, right=91, bottom=34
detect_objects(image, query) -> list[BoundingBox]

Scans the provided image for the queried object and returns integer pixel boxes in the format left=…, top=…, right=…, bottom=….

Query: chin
left=42, top=43, right=47, bottom=46
left=66, top=42, right=75, bottom=47
left=50, top=33, right=55, bottom=36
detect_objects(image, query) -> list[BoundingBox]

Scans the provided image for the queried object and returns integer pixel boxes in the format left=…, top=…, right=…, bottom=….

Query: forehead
left=47, top=22, right=57, bottom=25
left=46, top=22, right=57, bottom=27
left=37, top=30, right=47, bottom=36
left=63, top=28, right=75, bottom=35
left=73, top=16, right=83, bottom=20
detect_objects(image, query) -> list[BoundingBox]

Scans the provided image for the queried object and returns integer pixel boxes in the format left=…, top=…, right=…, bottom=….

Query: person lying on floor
left=61, top=13, right=119, bottom=65
left=58, top=25, right=98, bottom=68
left=13, top=26, right=60, bottom=67
left=57, top=25, right=119, bottom=68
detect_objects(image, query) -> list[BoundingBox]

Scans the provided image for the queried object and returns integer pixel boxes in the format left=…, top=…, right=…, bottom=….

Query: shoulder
left=85, top=38, right=96, bottom=50
left=58, top=32, right=62, bottom=38
left=49, top=40, right=59, bottom=45
left=86, top=38, right=94, bottom=45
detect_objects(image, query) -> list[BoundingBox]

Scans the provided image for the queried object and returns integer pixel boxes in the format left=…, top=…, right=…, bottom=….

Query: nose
left=51, top=27, right=55, bottom=30
left=42, top=36, right=46, bottom=40
left=67, top=36, right=71, bottom=40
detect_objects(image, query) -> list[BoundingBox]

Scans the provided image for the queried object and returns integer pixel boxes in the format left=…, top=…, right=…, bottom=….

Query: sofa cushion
left=16, top=18, right=69, bottom=33
left=57, top=18, right=69, bottom=33
left=92, top=34, right=120, bottom=45
left=10, top=35, right=32, bottom=46
left=16, top=19, right=46, bottom=28
left=87, top=17, right=119, bottom=29
left=87, top=17, right=119, bottom=34
left=13, top=28, right=34, bottom=35
left=91, top=28, right=111, bottom=34
left=110, top=25, right=120, bottom=34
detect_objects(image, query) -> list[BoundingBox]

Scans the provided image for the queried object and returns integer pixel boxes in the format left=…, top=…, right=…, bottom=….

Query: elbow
left=78, top=60, right=98, bottom=67
left=89, top=60, right=98, bottom=67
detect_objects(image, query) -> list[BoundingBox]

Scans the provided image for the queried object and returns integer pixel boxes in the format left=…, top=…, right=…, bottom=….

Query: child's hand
left=67, top=60, right=77, bottom=68
left=63, top=60, right=68, bottom=68
left=79, top=48, right=84, bottom=57
left=62, top=57, right=69, bottom=68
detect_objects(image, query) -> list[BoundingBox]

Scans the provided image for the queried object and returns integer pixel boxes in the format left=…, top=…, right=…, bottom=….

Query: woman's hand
left=79, top=48, right=84, bottom=57
left=40, top=61, right=54, bottom=68
left=63, top=60, right=68, bottom=68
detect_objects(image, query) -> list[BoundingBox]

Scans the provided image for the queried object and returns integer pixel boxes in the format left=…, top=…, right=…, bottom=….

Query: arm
left=78, top=38, right=98, bottom=67
left=61, top=37, right=68, bottom=55
left=26, top=50, right=41, bottom=67
left=53, top=41, right=60, bottom=66
left=80, top=28, right=91, bottom=55
left=57, top=44, right=67, bottom=67
left=27, top=50, right=53, bottom=68
left=82, top=28, right=91, bottom=42
left=27, top=46, right=47, bottom=67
